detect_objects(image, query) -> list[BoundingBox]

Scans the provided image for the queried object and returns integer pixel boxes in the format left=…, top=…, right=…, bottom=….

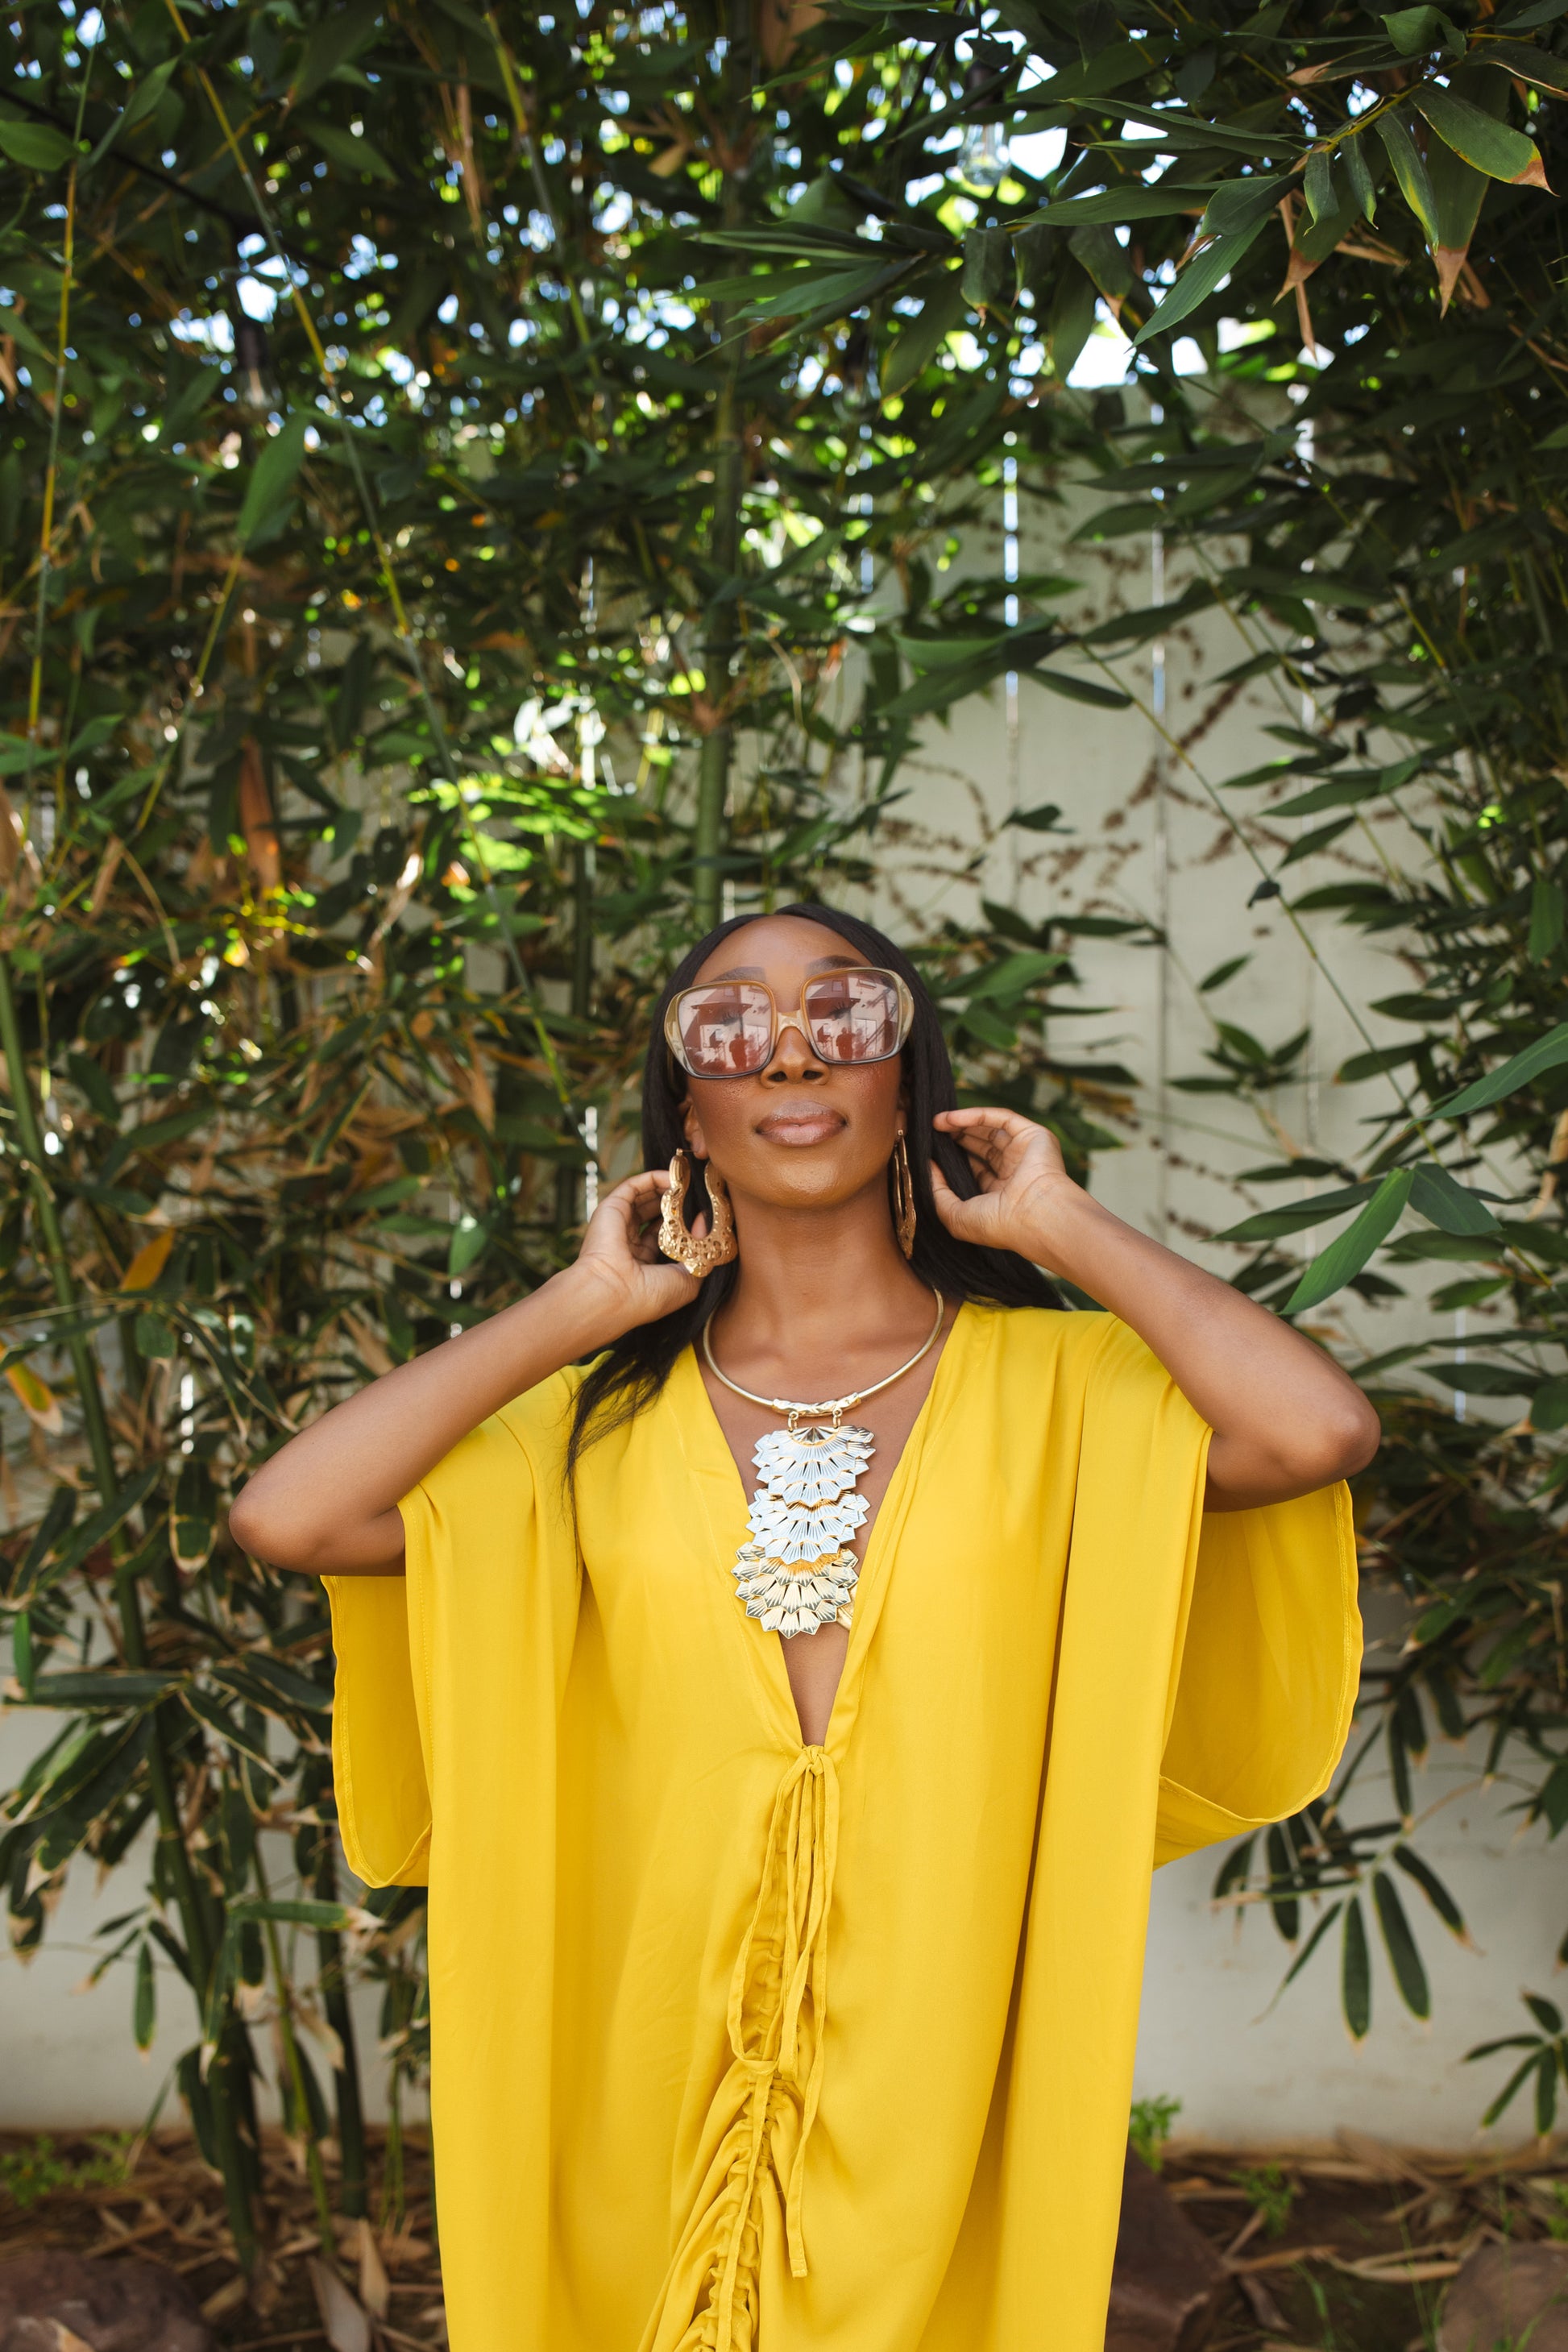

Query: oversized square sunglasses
left=663, top=965, right=915, bottom=1080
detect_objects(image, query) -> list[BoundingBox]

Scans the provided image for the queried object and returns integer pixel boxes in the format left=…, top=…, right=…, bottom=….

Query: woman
left=233, top=902, right=1375, bottom=2352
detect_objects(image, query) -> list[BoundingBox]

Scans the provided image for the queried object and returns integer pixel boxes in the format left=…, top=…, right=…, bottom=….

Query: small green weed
left=1233, top=2159, right=1296, bottom=2239
left=1130, top=2093, right=1183, bottom=2172
left=0, top=2134, right=132, bottom=2211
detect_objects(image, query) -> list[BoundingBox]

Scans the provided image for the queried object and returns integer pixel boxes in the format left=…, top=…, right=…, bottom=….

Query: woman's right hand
left=571, top=1168, right=709, bottom=1333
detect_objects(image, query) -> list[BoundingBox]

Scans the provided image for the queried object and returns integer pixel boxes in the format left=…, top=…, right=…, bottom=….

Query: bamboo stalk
left=254, top=1856, right=334, bottom=2251
left=312, top=1834, right=367, bottom=2221
left=691, top=0, right=753, bottom=932
left=0, top=953, right=259, bottom=2273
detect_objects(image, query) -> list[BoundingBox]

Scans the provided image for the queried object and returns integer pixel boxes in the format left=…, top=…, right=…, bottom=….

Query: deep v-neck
left=677, top=1304, right=967, bottom=1750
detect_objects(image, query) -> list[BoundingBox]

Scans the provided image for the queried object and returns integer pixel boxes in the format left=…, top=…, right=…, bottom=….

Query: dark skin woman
left=232, top=908, right=1379, bottom=1744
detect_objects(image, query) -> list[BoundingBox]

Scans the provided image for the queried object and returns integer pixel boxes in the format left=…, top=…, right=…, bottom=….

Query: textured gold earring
left=658, top=1149, right=739, bottom=1277
left=891, top=1134, right=917, bottom=1261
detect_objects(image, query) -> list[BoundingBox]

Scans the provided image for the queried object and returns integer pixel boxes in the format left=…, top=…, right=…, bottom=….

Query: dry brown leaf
left=308, top=2255, right=372, bottom=2352
left=122, top=1227, right=176, bottom=1291
left=757, top=0, right=825, bottom=69
left=89, top=834, right=125, bottom=917
left=239, top=739, right=283, bottom=895
left=343, top=1313, right=394, bottom=1377
left=199, top=2271, right=251, bottom=2320
left=6, top=1361, right=64, bottom=1433
left=358, top=2217, right=390, bottom=2320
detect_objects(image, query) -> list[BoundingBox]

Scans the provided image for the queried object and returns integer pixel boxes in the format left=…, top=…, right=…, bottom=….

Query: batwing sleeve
left=323, top=1370, right=583, bottom=1889
left=1154, top=1475, right=1360, bottom=1865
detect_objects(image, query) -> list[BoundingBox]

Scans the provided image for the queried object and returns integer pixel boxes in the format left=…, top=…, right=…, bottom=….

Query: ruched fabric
left=645, top=1745, right=839, bottom=2352
left=326, top=1305, right=1361, bottom=2352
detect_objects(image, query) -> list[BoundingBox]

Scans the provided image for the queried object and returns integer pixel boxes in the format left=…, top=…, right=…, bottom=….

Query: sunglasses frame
left=663, top=964, right=915, bottom=1081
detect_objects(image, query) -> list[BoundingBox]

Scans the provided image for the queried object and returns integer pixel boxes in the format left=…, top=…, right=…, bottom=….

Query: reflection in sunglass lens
left=804, top=970, right=900, bottom=1063
left=676, top=982, right=774, bottom=1076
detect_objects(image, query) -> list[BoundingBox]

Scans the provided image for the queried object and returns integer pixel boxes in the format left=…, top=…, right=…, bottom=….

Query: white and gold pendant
left=732, top=1421, right=874, bottom=1637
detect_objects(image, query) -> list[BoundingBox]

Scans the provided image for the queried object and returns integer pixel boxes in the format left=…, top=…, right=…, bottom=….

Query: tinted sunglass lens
left=677, top=983, right=774, bottom=1075
left=805, top=972, right=900, bottom=1062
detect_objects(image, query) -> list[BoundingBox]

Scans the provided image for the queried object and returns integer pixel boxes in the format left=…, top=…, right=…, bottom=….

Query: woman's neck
left=708, top=1176, right=938, bottom=1389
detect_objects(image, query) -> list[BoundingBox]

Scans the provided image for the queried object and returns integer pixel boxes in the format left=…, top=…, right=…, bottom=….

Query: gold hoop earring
left=891, top=1134, right=917, bottom=1262
left=658, top=1149, right=739, bottom=1277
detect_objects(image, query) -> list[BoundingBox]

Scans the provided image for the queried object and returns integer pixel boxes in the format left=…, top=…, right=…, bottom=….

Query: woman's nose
left=762, top=1010, right=825, bottom=1081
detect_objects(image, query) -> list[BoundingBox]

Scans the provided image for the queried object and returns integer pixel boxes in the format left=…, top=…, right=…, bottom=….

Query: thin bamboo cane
left=0, top=952, right=261, bottom=2271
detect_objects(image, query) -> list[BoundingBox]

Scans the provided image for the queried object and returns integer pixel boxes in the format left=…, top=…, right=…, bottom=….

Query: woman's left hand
left=929, top=1107, right=1077, bottom=1261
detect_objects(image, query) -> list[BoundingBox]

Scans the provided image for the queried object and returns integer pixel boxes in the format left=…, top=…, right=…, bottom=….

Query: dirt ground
left=2, top=2126, right=1564, bottom=2347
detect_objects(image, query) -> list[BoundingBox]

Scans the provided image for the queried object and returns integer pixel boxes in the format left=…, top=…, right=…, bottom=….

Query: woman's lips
left=755, top=1108, right=846, bottom=1147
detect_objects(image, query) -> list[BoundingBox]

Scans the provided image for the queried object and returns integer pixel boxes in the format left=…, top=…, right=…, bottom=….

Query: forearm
left=229, top=1262, right=628, bottom=1574
left=1032, top=1189, right=1379, bottom=1507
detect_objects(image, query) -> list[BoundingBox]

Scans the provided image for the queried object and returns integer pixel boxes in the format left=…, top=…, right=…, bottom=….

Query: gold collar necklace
left=703, top=1285, right=945, bottom=1639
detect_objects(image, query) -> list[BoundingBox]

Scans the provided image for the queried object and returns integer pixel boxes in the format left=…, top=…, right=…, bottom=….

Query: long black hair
left=566, top=902, right=1064, bottom=1474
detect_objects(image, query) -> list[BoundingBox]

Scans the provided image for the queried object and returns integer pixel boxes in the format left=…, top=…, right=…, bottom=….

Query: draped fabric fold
left=645, top=1746, right=840, bottom=2352
left=326, top=1306, right=1361, bottom=2352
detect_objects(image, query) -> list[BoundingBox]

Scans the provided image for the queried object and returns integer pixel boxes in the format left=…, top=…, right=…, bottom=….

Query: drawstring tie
left=644, top=1745, right=840, bottom=2352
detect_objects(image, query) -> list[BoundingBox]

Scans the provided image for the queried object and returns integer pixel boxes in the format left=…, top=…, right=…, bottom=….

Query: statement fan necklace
left=703, top=1285, right=945, bottom=1639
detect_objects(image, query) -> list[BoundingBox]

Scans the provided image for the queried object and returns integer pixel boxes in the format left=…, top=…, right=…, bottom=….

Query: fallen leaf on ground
left=308, top=2255, right=372, bottom=2352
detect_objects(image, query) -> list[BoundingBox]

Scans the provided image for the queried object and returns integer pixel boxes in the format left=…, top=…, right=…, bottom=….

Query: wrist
left=538, top=1258, right=641, bottom=1351
left=1014, top=1175, right=1114, bottom=1276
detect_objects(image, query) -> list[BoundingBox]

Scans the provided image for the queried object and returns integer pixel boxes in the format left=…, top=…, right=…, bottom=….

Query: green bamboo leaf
left=1304, top=147, right=1336, bottom=222
left=1408, top=1162, right=1500, bottom=1237
left=1529, top=878, right=1565, bottom=960
left=1214, top=1182, right=1378, bottom=1244
left=28, top=1671, right=177, bottom=1711
left=1435, top=1022, right=1568, bottom=1113
left=1392, top=1845, right=1467, bottom=1939
left=237, top=413, right=312, bottom=550
left=87, top=56, right=180, bottom=165
left=133, top=1938, right=156, bottom=2052
left=1412, top=85, right=1549, bottom=185
left=171, top=1462, right=216, bottom=1574
left=1424, top=1359, right=1537, bottom=1395
left=1372, top=1869, right=1431, bottom=2018
left=882, top=269, right=966, bottom=396
left=1376, top=111, right=1442, bottom=243
left=1342, top=1896, right=1372, bottom=2039
left=1383, top=4, right=1465, bottom=52
left=1526, top=1992, right=1565, bottom=2034
left=1029, top=666, right=1132, bottom=709
left=1476, top=2049, right=1543, bottom=2127
left=11, top=1608, right=35, bottom=1698
left=227, top=1896, right=353, bottom=1931
left=291, top=0, right=383, bottom=105
left=0, top=118, right=77, bottom=172
left=21, top=1466, right=163, bottom=1600
left=960, top=225, right=1012, bottom=310
left=1276, top=1898, right=1346, bottom=1996
left=1537, top=2048, right=1561, bottom=2135
left=212, top=1656, right=331, bottom=1717
left=298, top=114, right=398, bottom=180
left=1478, top=36, right=1568, bottom=93
left=1031, top=184, right=1218, bottom=226
left=1343, top=135, right=1377, bottom=222
left=181, top=1686, right=282, bottom=1774
left=962, top=951, right=1067, bottom=1004
left=1213, top=1835, right=1256, bottom=1900
left=1532, top=1375, right=1568, bottom=1432
left=449, top=1213, right=489, bottom=1277
left=1131, top=196, right=1280, bottom=348
left=1285, top=1168, right=1414, bottom=1312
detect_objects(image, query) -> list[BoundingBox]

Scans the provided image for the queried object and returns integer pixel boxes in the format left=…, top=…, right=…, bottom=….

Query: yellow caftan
left=326, top=1303, right=1359, bottom=2352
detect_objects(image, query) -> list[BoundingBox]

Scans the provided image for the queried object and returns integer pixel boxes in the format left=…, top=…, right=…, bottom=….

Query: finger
left=608, top=1167, right=672, bottom=1208
left=934, top=1108, right=1018, bottom=1155
left=934, top=1105, right=1031, bottom=1135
